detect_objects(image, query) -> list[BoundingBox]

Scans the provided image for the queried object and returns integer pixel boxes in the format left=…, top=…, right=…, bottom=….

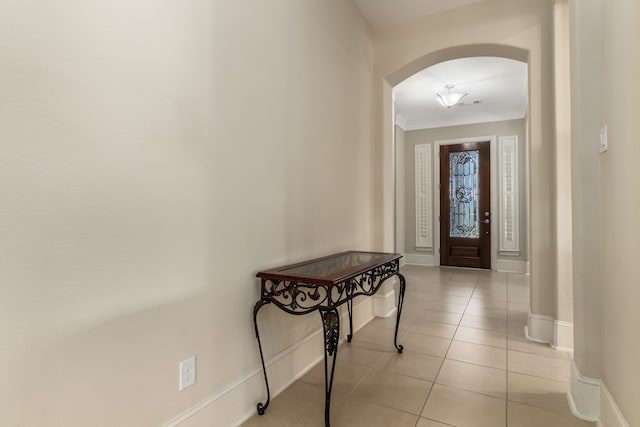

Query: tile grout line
left=415, top=273, right=481, bottom=422
left=342, top=271, right=436, bottom=426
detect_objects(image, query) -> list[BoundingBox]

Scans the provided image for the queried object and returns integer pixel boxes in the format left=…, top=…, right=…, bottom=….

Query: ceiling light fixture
left=436, top=84, right=468, bottom=108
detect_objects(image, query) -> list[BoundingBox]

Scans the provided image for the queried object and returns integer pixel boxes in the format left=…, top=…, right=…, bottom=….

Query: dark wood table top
left=256, top=251, right=402, bottom=287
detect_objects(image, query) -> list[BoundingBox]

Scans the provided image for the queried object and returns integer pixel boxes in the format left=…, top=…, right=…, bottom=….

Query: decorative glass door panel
left=440, top=142, right=491, bottom=269
left=449, top=151, right=480, bottom=238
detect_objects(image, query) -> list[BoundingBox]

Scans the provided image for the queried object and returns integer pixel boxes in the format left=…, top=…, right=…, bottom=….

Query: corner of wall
left=568, top=360, right=600, bottom=422
left=567, top=361, right=630, bottom=427
left=373, top=280, right=398, bottom=317
left=525, top=312, right=573, bottom=352
left=552, top=319, right=574, bottom=352
left=525, top=312, right=554, bottom=344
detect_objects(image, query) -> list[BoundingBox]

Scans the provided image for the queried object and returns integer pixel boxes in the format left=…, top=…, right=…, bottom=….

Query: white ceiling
left=352, top=0, right=486, bottom=28
left=394, top=57, right=528, bottom=131
left=352, top=1, right=529, bottom=130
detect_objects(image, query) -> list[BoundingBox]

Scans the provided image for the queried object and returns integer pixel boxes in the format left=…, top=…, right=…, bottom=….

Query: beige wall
left=553, top=1, right=574, bottom=326
left=402, top=120, right=528, bottom=265
left=0, top=1, right=373, bottom=425
left=570, top=0, right=639, bottom=424
left=394, top=125, right=406, bottom=253
left=372, top=0, right=558, bottom=319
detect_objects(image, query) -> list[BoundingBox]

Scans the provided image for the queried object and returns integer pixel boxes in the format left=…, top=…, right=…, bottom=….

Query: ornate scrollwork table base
left=253, top=251, right=406, bottom=427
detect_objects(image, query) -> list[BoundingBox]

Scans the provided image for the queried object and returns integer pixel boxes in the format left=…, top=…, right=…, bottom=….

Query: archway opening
left=384, top=44, right=531, bottom=276
left=394, top=55, right=529, bottom=274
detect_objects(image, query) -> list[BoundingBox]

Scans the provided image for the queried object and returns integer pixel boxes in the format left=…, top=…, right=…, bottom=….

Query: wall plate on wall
left=599, top=125, right=608, bottom=154
left=179, top=356, right=196, bottom=391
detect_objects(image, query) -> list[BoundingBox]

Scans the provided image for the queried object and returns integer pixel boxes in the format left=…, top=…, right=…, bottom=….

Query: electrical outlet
left=179, top=356, right=196, bottom=391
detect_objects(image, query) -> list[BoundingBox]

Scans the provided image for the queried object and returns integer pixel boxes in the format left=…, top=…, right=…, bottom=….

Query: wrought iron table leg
left=393, top=273, right=406, bottom=353
left=253, top=299, right=271, bottom=415
left=346, top=297, right=353, bottom=342
left=320, top=309, right=340, bottom=427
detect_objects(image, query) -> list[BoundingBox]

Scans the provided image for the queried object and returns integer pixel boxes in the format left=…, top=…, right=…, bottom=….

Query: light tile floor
left=242, top=266, right=594, bottom=427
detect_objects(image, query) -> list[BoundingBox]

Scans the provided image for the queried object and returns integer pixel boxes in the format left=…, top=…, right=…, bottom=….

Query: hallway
left=242, top=266, right=594, bottom=427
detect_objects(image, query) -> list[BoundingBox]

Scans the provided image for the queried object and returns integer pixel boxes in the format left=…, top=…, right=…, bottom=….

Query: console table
left=252, top=251, right=406, bottom=427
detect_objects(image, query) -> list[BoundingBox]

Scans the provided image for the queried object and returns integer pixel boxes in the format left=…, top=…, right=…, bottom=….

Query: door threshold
left=438, top=265, right=492, bottom=271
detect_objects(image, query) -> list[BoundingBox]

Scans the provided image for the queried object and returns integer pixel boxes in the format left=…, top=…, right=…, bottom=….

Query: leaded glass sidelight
left=449, top=150, right=480, bottom=238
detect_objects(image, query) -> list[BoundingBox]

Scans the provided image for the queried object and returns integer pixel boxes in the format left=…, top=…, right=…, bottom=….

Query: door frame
left=434, top=135, right=497, bottom=269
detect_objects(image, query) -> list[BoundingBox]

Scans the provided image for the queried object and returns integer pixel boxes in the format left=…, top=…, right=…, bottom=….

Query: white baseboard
left=568, top=361, right=630, bottom=427
left=495, top=259, right=530, bottom=274
left=403, top=254, right=530, bottom=274
left=525, top=312, right=554, bottom=343
left=403, top=253, right=435, bottom=266
left=162, top=299, right=375, bottom=427
left=373, top=288, right=397, bottom=317
left=568, top=360, right=600, bottom=422
left=524, top=312, right=573, bottom=352
left=552, top=320, right=574, bottom=352
left=525, top=313, right=573, bottom=352
left=599, top=382, right=630, bottom=427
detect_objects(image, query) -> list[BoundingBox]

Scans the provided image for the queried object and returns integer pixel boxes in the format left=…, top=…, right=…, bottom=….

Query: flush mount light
left=436, top=84, right=468, bottom=108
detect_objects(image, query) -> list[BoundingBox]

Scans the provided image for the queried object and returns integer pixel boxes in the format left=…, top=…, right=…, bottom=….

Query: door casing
left=434, top=135, right=497, bottom=269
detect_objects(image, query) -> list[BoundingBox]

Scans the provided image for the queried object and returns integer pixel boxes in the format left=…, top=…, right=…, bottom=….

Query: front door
left=440, top=142, right=491, bottom=269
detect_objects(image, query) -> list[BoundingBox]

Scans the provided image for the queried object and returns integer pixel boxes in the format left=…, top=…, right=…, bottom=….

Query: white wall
left=0, top=1, right=374, bottom=425
left=552, top=0, right=574, bottom=329
left=570, top=0, right=639, bottom=424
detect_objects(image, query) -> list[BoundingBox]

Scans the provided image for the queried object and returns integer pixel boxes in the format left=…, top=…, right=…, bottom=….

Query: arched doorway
left=392, top=54, right=529, bottom=273
left=379, top=40, right=573, bottom=350
left=382, top=44, right=530, bottom=271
